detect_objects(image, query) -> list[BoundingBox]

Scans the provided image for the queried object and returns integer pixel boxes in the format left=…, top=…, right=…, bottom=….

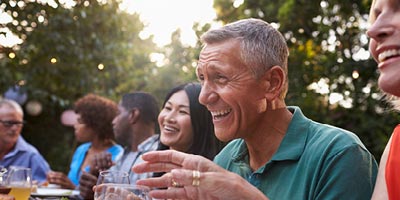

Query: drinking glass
left=6, top=166, right=32, bottom=200
left=96, top=170, right=130, bottom=185
left=94, top=183, right=151, bottom=200
left=94, top=170, right=129, bottom=200
left=0, top=167, right=11, bottom=195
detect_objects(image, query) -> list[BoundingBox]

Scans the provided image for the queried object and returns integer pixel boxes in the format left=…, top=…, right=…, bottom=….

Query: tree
left=212, top=0, right=399, bottom=159
left=0, top=0, right=157, bottom=171
left=144, top=23, right=210, bottom=102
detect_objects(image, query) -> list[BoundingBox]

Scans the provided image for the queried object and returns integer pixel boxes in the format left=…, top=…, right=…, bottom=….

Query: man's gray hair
left=201, top=18, right=289, bottom=98
left=0, top=99, right=24, bottom=117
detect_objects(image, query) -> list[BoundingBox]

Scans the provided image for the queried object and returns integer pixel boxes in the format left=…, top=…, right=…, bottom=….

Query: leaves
left=0, top=0, right=157, bottom=171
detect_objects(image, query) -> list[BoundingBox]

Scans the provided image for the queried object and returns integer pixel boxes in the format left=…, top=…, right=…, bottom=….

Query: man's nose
left=199, top=82, right=218, bottom=106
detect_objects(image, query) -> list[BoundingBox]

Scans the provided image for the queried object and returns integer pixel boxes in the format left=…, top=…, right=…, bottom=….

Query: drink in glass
left=6, top=166, right=32, bottom=200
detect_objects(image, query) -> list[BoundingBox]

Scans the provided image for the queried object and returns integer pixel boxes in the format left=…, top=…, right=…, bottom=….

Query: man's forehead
left=0, top=105, right=17, bottom=113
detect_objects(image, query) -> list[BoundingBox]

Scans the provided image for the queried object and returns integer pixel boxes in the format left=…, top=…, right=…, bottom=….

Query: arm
left=132, top=150, right=269, bottom=200
left=371, top=136, right=391, bottom=200
left=46, top=171, right=76, bottom=189
left=78, top=171, right=97, bottom=199
left=29, top=153, right=51, bottom=184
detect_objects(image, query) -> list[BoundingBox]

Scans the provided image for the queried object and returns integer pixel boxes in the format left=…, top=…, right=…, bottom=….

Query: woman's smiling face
left=367, top=0, right=400, bottom=96
left=158, top=90, right=194, bottom=152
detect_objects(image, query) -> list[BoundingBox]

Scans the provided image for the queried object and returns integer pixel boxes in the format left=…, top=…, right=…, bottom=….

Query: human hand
left=78, top=171, right=97, bottom=199
left=90, top=152, right=113, bottom=175
left=0, top=194, right=15, bottom=200
left=46, top=171, right=75, bottom=189
left=132, top=150, right=269, bottom=200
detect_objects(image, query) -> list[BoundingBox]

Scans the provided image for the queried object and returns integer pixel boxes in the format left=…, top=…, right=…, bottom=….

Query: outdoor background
left=1, top=0, right=399, bottom=172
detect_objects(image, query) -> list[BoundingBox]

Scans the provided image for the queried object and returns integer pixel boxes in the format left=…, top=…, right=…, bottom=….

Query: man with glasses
left=0, top=99, right=50, bottom=183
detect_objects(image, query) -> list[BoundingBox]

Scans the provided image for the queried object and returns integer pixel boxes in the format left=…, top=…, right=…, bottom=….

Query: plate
left=31, top=188, right=79, bottom=197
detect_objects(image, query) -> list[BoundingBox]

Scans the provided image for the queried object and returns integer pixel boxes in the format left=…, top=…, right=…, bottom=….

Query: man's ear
left=128, top=108, right=140, bottom=124
left=262, top=66, right=285, bottom=100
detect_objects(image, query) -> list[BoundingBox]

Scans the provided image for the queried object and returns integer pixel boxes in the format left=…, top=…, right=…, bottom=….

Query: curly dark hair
left=74, top=94, right=118, bottom=141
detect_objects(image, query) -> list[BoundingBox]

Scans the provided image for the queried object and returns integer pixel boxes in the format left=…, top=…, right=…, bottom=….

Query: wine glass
left=94, top=183, right=151, bottom=200
left=6, top=166, right=32, bottom=200
left=94, top=170, right=129, bottom=200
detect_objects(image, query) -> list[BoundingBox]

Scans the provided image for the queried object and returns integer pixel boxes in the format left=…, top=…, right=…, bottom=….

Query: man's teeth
left=379, top=49, right=400, bottom=62
left=211, top=109, right=231, bottom=119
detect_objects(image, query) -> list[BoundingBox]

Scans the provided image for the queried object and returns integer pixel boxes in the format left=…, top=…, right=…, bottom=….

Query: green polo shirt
left=214, top=106, right=377, bottom=200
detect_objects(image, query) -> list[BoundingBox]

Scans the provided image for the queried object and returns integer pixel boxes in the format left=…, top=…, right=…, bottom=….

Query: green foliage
left=0, top=0, right=157, bottom=171
left=213, top=0, right=399, bottom=160
left=143, top=26, right=207, bottom=103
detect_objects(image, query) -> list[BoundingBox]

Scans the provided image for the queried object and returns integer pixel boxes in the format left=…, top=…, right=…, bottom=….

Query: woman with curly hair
left=47, top=94, right=123, bottom=189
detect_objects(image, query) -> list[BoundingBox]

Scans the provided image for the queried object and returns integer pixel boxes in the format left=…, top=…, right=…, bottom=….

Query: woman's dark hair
left=156, top=83, right=224, bottom=159
left=74, top=94, right=118, bottom=141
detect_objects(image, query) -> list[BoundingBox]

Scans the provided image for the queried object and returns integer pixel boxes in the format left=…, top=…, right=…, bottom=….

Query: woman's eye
left=179, top=110, right=189, bottom=115
left=164, top=106, right=172, bottom=111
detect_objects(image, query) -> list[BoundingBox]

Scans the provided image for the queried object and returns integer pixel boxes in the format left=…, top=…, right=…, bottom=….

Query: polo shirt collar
left=231, top=106, right=310, bottom=162
left=270, top=106, right=309, bottom=162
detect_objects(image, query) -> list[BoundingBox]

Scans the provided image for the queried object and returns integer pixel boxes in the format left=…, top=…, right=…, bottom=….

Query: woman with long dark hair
left=154, top=83, right=223, bottom=178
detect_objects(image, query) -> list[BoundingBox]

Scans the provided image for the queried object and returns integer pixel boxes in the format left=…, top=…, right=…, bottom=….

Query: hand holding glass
left=94, top=170, right=130, bottom=200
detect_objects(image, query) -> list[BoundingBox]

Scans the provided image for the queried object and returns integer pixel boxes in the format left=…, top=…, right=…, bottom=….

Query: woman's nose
left=165, top=112, right=176, bottom=123
left=367, top=15, right=395, bottom=42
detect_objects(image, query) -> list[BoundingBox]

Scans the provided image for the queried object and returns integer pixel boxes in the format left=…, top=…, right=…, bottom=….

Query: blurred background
left=1, top=0, right=398, bottom=172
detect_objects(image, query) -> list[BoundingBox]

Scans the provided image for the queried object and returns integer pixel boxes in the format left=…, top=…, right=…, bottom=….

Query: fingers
left=141, top=150, right=186, bottom=165
left=91, top=152, right=113, bottom=174
left=135, top=175, right=171, bottom=188
left=149, top=187, right=188, bottom=200
left=132, top=161, right=181, bottom=174
left=79, top=172, right=97, bottom=188
left=170, top=169, right=202, bottom=187
left=95, top=185, right=143, bottom=200
left=46, top=171, right=67, bottom=184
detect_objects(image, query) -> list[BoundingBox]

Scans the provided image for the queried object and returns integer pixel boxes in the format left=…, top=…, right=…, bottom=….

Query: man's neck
left=0, top=143, right=15, bottom=160
left=245, top=106, right=293, bottom=171
left=129, top=124, right=155, bottom=152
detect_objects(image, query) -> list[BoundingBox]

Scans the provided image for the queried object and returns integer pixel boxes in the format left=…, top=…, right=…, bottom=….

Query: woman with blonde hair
left=367, top=0, right=400, bottom=199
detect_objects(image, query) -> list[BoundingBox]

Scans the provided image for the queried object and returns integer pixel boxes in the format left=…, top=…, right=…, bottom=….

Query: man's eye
left=216, top=75, right=228, bottom=83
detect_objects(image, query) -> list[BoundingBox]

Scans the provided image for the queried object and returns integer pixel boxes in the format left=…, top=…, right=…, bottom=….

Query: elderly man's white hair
left=0, top=99, right=24, bottom=117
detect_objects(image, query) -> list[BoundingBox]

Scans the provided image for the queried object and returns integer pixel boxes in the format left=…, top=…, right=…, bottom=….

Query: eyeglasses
left=0, top=120, right=25, bottom=128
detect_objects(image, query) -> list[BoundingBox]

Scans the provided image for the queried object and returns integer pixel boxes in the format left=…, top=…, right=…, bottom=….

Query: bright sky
left=120, top=0, right=217, bottom=46
left=0, top=0, right=218, bottom=47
